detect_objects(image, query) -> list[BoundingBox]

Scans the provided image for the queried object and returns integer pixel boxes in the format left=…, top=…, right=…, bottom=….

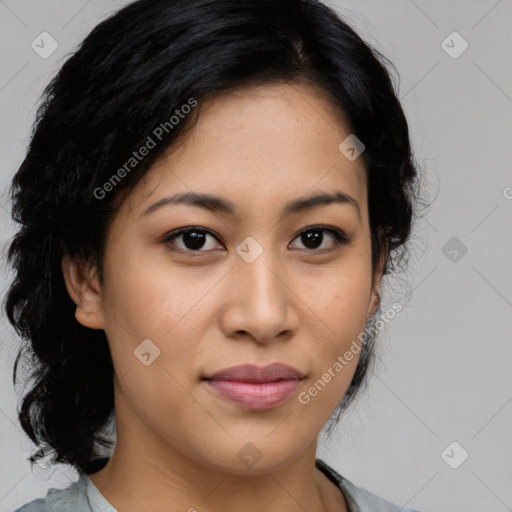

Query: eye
left=162, top=225, right=350, bottom=256
left=163, top=227, right=224, bottom=253
left=289, top=226, right=350, bottom=253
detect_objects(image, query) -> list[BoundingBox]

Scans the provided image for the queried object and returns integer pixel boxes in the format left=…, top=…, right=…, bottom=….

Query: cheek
left=100, top=257, right=212, bottom=434
left=102, top=248, right=216, bottom=342
left=99, top=246, right=226, bottom=404
left=294, top=254, right=372, bottom=400
left=299, top=254, right=373, bottom=338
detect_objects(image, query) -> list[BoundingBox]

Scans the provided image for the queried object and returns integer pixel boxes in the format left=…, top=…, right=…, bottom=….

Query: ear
left=61, top=252, right=104, bottom=330
left=366, top=250, right=386, bottom=320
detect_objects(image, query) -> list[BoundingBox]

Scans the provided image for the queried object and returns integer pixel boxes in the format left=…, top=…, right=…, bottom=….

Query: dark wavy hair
left=4, top=0, right=423, bottom=474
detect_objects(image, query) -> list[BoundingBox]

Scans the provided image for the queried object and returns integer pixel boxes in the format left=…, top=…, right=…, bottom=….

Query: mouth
left=203, top=362, right=305, bottom=382
left=202, top=363, right=306, bottom=410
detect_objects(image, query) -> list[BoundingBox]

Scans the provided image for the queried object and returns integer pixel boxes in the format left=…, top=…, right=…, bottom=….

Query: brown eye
left=163, top=227, right=224, bottom=253
left=289, top=226, right=350, bottom=252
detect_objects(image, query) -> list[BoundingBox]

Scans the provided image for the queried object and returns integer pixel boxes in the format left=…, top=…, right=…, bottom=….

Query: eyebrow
left=141, top=190, right=361, bottom=222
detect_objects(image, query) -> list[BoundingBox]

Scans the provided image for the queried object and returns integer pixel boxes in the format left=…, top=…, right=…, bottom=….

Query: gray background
left=0, top=1, right=511, bottom=511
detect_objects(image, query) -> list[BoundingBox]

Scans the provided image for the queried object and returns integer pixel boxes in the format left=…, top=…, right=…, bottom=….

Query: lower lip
left=204, top=379, right=302, bottom=410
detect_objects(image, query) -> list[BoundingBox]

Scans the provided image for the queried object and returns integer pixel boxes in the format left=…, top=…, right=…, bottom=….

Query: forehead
left=120, top=82, right=367, bottom=216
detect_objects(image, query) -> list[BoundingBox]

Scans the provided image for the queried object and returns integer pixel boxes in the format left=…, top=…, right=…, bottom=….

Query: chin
left=189, top=438, right=308, bottom=476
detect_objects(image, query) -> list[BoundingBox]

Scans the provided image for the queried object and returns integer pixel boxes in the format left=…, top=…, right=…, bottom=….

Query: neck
left=87, top=385, right=348, bottom=512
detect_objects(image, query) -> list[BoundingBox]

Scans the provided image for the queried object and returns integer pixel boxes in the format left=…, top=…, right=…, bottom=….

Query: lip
left=202, top=363, right=305, bottom=410
left=204, top=363, right=305, bottom=382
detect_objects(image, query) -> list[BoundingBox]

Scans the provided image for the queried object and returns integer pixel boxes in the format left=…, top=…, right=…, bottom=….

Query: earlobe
left=367, top=288, right=381, bottom=319
left=367, top=250, right=386, bottom=319
left=61, top=252, right=104, bottom=330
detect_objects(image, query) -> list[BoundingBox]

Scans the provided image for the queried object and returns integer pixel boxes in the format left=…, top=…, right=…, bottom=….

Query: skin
left=62, top=81, right=385, bottom=512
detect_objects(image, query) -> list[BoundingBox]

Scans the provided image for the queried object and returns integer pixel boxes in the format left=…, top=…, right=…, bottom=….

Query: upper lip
left=203, top=363, right=305, bottom=383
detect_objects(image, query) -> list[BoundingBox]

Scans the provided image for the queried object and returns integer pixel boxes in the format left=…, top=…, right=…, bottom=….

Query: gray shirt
left=13, top=459, right=421, bottom=512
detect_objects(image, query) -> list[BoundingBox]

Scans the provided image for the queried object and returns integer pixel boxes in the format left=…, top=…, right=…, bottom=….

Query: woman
left=6, top=0, right=423, bottom=510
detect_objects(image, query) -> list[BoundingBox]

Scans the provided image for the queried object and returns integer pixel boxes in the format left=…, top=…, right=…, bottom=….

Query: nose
left=219, top=247, right=299, bottom=344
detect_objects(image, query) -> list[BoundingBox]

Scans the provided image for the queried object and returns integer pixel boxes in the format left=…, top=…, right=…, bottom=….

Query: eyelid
left=288, top=226, right=351, bottom=252
left=162, top=226, right=224, bottom=252
left=162, top=225, right=351, bottom=254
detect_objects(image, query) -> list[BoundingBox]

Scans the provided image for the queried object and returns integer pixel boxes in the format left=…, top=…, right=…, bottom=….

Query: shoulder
left=12, top=473, right=92, bottom=512
left=12, top=498, right=47, bottom=512
left=315, top=459, right=422, bottom=512
left=339, top=476, right=421, bottom=512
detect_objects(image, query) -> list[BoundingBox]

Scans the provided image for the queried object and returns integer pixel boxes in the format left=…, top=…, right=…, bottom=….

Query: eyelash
left=161, top=225, right=351, bottom=256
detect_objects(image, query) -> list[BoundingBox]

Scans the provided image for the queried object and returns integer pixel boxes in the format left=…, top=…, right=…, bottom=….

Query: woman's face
left=71, top=82, right=383, bottom=474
